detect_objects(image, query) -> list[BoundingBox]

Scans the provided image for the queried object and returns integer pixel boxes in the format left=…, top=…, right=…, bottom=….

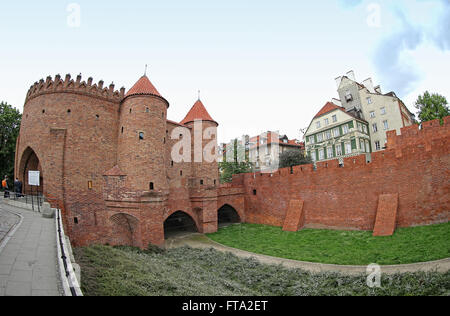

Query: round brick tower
left=117, top=75, right=169, bottom=192
left=181, top=98, right=219, bottom=187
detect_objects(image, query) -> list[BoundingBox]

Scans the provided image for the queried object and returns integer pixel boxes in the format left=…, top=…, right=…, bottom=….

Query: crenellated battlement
left=25, top=74, right=126, bottom=104
left=227, top=116, right=449, bottom=234
left=229, top=116, right=450, bottom=183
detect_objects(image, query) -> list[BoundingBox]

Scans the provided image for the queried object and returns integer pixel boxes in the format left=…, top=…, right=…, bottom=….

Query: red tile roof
left=125, top=75, right=163, bottom=98
left=180, top=99, right=217, bottom=125
left=314, top=102, right=344, bottom=118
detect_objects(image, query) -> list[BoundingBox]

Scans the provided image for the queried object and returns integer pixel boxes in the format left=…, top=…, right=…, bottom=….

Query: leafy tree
left=0, top=102, right=22, bottom=184
left=415, top=91, right=449, bottom=125
left=219, top=139, right=253, bottom=183
left=279, top=150, right=312, bottom=170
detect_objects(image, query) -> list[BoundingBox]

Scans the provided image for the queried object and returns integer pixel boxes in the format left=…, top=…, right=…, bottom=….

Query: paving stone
left=32, top=289, right=60, bottom=296
left=9, top=270, right=33, bottom=283
left=0, top=264, right=12, bottom=275
left=5, top=281, right=32, bottom=296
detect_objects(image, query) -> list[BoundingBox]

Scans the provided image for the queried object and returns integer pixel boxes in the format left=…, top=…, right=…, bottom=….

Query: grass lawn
left=207, top=222, right=450, bottom=265
left=74, top=245, right=449, bottom=296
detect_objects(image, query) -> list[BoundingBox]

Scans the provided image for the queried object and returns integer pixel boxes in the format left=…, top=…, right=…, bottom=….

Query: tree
left=279, top=150, right=312, bottom=170
left=415, top=91, right=449, bottom=125
left=219, top=139, right=253, bottom=183
left=0, top=102, right=22, bottom=184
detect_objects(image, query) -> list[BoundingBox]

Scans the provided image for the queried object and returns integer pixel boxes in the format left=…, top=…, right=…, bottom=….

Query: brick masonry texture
left=14, top=73, right=450, bottom=248
left=230, top=117, right=449, bottom=234
left=373, top=194, right=399, bottom=236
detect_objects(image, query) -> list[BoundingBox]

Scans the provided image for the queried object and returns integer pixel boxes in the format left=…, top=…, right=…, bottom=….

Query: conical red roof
left=125, top=75, right=162, bottom=98
left=181, top=99, right=217, bottom=125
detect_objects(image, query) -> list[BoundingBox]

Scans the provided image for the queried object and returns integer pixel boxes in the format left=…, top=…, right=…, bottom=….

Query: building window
left=345, top=91, right=353, bottom=102
left=171, top=161, right=174, bottom=167
left=332, top=115, right=337, bottom=123
left=326, top=130, right=331, bottom=140
left=372, top=123, right=378, bottom=133
left=214, top=180, right=217, bottom=186
left=139, top=132, right=144, bottom=140
left=367, top=97, right=372, bottom=104
left=319, top=149, right=325, bottom=160
left=345, top=142, right=352, bottom=154
left=366, top=141, right=370, bottom=153
left=375, top=141, right=381, bottom=151
left=150, top=182, right=154, bottom=190
left=327, top=147, right=333, bottom=158
left=311, top=151, right=316, bottom=162
left=362, top=125, right=367, bottom=134
left=42, top=109, right=45, bottom=114
left=360, top=140, right=365, bottom=152
left=383, top=120, right=389, bottom=130
left=370, top=111, right=376, bottom=118
left=130, top=108, right=132, bottom=113
left=88, top=181, right=93, bottom=190
left=180, top=170, right=183, bottom=176
left=381, top=107, right=386, bottom=115
left=146, top=107, right=149, bottom=113
left=357, top=123, right=362, bottom=132
left=253, top=189, right=257, bottom=196
left=74, top=217, right=78, bottom=224
left=336, top=144, right=342, bottom=156
left=316, top=121, right=321, bottom=129
left=121, top=127, right=124, bottom=134
left=67, top=109, right=71, bottom=113
left=309, top=136, right=315, bottom=144
left=343, top=124, right=349, bottom=134
left=333, top=128, right=340, bottom=137
left=324, top=118, right=329, bottom=126
left=200, top=180, right=204, bottom=185
left=317, top=133, right=323, bottom=142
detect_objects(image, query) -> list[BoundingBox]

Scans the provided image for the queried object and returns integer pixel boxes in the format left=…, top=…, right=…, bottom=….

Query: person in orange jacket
left=2, top=175, right=9, bottom=198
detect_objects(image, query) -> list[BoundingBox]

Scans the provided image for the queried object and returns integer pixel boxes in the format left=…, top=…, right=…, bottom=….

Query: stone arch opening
left=18, top=147, right=43, bottom=195
left=218, top=204, right=241, bottom=227
left=164, top=211, right=198, bottom=239
left=109, top=213, right=140, bottom=247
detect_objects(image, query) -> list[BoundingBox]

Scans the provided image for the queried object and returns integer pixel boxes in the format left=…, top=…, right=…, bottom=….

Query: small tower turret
left=181, top=98, right=219, bottom=188
left=117, top=75, right=169, bottom=193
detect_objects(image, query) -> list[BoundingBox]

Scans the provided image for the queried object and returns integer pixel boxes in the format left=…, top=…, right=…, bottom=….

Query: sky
left=0, top=0, right=449, bottom=144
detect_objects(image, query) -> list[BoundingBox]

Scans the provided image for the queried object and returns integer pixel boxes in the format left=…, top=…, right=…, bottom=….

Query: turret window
left=139, top=132, right=144, bottom=140
left=200, top=180, right=204, bottom=185
left=150, top=182, right=154, bottom=190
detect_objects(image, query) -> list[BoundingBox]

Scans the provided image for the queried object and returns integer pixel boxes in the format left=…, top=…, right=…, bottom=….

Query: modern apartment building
left=304, top=102, right=371, bottom=163
left=335, top=71, right=415, bottom=151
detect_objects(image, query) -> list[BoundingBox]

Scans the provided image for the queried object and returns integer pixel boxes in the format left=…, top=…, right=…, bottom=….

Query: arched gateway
left=164, top=211, right=198, bottom=239
left=218, top=204, right=241, bottom=227
left=17, top=147, right=43, bottom=195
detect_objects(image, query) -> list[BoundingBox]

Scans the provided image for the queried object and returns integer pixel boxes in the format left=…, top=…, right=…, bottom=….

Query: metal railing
left=2, top=189, right=44, bottom=212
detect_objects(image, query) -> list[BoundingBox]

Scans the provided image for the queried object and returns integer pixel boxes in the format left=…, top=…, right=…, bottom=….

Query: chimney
left=374, top=85, right=382, bottom=94
left=362, top=78, right=375, bottom=93
left=335, top=76, right=342, bottom=88
left=332, top=98, right=342, bottom=106
left=346, top=70, right=355, bottom=81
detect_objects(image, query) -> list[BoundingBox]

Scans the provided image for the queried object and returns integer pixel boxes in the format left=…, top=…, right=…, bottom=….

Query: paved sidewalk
left=166, top=233, right=450, bottom=276
left=0, top=201, right=62, bottom=296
